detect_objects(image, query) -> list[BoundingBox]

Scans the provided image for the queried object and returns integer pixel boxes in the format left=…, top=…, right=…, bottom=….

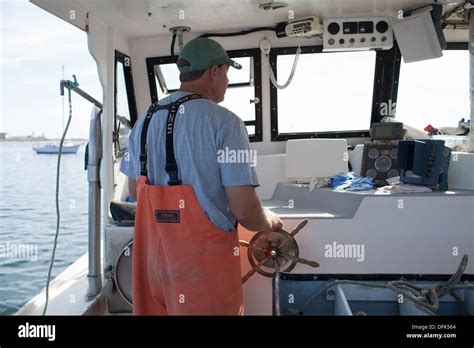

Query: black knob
left=376, top=21, right=389, bottom=33
left=327, top=22, right=340, bottom=35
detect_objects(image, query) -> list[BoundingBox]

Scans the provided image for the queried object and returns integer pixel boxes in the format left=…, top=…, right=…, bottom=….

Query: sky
left=396, top=50, right=470, bottom=131
left=0, top=0, right=102, bottom=139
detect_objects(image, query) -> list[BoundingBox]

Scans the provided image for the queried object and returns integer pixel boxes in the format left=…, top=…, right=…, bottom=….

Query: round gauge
left=368, top=148, right=379, bottom=159
left=388, top=169, right=399, bottom=178
left=376, top=21, right=389, bottom=33
left=390, top=148, right=398, bottom=159
left=375, top=156, right=391, bottom=172
left=366, top=169, right=377, bottom=178
left=327, top=22, right=340, bottom=35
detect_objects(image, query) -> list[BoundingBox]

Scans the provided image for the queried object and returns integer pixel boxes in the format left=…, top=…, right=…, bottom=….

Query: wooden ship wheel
left=240, top=219, right=320, bottom=283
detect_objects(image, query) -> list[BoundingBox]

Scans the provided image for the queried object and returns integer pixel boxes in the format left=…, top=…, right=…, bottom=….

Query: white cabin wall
left=87, top=14, right=132, bottom=225
left=86, top=16, right=113, bottom=231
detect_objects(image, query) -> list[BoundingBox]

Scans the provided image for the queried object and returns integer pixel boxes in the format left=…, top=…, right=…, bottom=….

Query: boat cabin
left=18, top=0, right=474, bottom=316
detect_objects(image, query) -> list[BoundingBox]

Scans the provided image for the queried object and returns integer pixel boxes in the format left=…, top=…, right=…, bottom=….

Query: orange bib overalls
left=132, top=94, right=244, bottom=315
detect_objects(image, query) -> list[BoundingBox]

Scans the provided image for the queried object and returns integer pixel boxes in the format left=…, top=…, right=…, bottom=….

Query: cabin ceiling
left=55, top=0, right=465, bottom=38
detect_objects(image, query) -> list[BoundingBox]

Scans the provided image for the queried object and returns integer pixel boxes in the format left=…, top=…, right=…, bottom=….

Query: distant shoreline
left=0, top=138, right=87, bottom=142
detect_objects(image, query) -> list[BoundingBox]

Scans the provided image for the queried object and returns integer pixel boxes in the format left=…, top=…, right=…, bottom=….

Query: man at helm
left=121, top=37, right=282, bottom=315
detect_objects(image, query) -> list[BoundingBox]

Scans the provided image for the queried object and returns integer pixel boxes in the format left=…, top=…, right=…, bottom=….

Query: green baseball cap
left=177, top=38, right=242, bottom=73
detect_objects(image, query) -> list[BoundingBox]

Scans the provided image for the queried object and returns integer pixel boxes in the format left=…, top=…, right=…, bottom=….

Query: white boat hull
left=33, top=144, right=80, bottom=154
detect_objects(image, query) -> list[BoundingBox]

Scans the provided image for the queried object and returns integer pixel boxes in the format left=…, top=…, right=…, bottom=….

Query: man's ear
left=208, top=65, right=219, bottom=83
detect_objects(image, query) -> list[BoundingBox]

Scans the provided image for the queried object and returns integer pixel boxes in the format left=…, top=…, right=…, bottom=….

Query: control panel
left=323, top=17, right=393, bottom=52
left=361, top=142, right=400, bottom=186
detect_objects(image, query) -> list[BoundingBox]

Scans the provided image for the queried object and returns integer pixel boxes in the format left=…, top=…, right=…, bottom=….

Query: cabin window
left=114, top=50, right=138, bottom=157
left=146, top=49, right=263, bottom=142
left=395, top=44, right=469, bottom=132
left=154, top=63, right=181, bottom=92
left=270, top=46, right=377, bottom=141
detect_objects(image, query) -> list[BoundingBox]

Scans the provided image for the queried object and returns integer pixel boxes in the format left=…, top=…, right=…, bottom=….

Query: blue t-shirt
left=120, top=91, right=259, bottom=231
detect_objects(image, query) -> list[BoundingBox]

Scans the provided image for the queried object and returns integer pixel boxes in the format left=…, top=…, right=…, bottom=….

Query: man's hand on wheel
left=264, top=208, right=283, bottom=232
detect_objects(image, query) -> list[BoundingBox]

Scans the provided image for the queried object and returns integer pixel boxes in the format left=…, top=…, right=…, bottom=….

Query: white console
left=286, top=139, right=348, bottom=182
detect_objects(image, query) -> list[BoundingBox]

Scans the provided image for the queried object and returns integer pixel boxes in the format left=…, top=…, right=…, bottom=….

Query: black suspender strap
left=139, top=93, right=203, bottom=185
left=164, top=94, right=203, bottom=185
left=139, top=101, right=167, bottom=176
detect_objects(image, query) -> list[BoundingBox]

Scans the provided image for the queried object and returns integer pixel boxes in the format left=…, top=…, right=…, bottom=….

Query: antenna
left=169, top=26, right=191, bottom=52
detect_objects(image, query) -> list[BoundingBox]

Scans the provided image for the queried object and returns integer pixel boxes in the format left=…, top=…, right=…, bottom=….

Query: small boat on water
left=33, top=143, right=80, bottom=154
left=32, top=64, right=81, bottom=155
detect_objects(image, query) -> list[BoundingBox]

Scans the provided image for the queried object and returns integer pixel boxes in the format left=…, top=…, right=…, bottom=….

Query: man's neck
left=179, top=84, right=214, bottom=102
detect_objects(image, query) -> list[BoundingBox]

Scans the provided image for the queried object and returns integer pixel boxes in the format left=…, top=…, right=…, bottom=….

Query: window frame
left=114, top=50, right=138, bottom=128
left=146, top=49, right=263, bottom=142
left=269, top=44, right=401, bottom=141
left=114, top=50, right=138, bottom=158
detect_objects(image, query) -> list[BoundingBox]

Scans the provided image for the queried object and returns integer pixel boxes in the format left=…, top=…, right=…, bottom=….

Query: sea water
left=0, top=141, right=88, bottom=314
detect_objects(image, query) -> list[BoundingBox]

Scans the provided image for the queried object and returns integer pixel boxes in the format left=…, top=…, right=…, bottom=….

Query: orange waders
left=132, top=94, right=244, bottom=315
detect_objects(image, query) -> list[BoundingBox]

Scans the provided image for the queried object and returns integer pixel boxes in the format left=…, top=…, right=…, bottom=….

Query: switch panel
left=323, top=17, right=393, bottom=52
